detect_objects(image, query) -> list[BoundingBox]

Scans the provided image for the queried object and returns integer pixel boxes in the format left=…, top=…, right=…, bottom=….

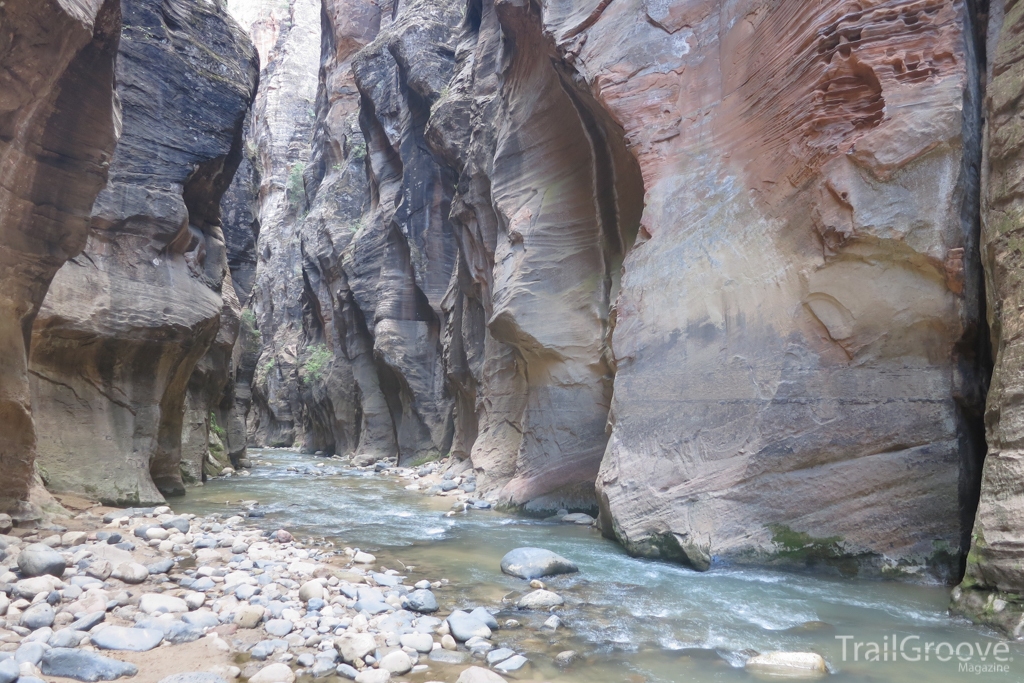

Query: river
left=171, top=449, right=1021, bottom=682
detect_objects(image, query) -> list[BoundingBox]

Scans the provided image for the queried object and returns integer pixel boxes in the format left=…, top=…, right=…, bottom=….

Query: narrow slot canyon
left=3, top=0, right=1024, bottom=682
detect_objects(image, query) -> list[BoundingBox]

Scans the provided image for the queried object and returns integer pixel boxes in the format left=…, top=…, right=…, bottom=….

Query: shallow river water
left=172, top=449, right=1021, bottom=682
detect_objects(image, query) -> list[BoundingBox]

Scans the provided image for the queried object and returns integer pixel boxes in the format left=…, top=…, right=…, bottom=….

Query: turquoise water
left=172, top=449, right=1021, bottom=682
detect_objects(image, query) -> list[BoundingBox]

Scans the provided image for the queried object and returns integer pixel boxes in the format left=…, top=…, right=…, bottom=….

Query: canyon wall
left=0, top=0, right=121, bottom=517
left=953, top=0, right=1024, bottom=634
left=28, top=0, right=258, bottom=506
left=263, top=0, right=989, bottom=577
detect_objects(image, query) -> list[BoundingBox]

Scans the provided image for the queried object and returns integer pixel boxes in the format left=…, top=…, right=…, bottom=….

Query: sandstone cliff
left=28, top=0, right=258, bottom=506
left=276, top=0, right=988, bottom=577
left=0, top=0, right=121, bottom=518
left=953, top=0, right=1024, bottom=634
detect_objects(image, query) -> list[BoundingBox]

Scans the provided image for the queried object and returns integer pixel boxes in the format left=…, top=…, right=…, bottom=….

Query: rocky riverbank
left=0, top=492, right=565, bottom=683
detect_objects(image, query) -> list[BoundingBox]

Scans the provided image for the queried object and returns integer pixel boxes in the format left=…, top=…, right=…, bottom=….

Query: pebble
left=21, top=602, right=55, bottom=629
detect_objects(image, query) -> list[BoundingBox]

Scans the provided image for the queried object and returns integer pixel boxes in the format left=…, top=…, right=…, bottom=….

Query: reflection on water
left=172, top=450, right=1021, bottom=682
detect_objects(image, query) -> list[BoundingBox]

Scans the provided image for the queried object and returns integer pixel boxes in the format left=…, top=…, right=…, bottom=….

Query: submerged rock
left=517, top=589, right=563, bottom=609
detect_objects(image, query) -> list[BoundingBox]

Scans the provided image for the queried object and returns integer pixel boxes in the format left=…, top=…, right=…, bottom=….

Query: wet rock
left=90, top=626, right=164, bottom=652
left=17, top=544, right=66, bottom=578
left=272, top=530, right=293, bottom=544
left=455, top=667, right=506, bottom=683
left=555, top=650, right=579, bottom=666
left=353, top=552, right=375, bottom=564
left=446, top=611, right=491, bottom=641
left=746, top=652, right=828, bottom=676
left=40, top=648, right=139, bottom=681
left=500, top=548, right=578, bottom=580
left=494, top=655, right=527, bottom=673
left=542, top=615, right=561, bottom=630
left=21, top=603, right=55, bottom=629
left=378, top=650, right=412, bottom=675
left=0, top=516, right=11, bottom=535
left=249, top=662, right=295, bottom=683
left=430, top=648, right=468, bottom=665
left=406, top=589, right=438, bottom=613
left=517, top=590, right=563, bottom=609
left=161, top=518, right=191, bottom=534
left=335, top=663, right=358, bottom=680
left=441, top=634, right=457, bottom=651
left=485, top=648, right=514, bottom=666
left=469, top=607, right=498, bottom=630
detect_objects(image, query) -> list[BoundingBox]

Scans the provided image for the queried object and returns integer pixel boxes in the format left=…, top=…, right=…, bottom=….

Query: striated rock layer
left=0, top=0, right=121, bottom=515
left=251, top=0, right=995, bottom=577
left=953, top=0, right=1024, bottom=633
left=29, top=0, right=258, bottom=505
left=582, top=0, right=988, bottom=576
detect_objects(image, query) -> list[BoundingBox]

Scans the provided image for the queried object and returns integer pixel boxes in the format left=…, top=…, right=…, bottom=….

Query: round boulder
left=499, top=548, right=577, bottom=580
left=17, top=543, right=66, bottom=578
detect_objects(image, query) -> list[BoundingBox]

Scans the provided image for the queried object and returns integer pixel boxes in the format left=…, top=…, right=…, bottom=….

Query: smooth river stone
left=499, top=548, right=578, bottom=580
left=40, top=648, right=139, bottom=682
left=405, top=589, right=438, bottom=613
left=90, top=626, right=164, bottom=652
left=455, top=667, right=505, bottom=683
left=445, top=611, right=491, bottom=641
left=517, top=589, right=563, bottom=609
left=17, top=544, right=67, bottom=578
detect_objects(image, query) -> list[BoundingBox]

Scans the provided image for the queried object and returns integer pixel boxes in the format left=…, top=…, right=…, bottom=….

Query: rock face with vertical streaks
left=28, top=0, right=258, bottom=505
left=579, top=0, right=987, bottom=576
left=953, top=0, right=1024, bottom=634
left=0, top=0, right=121, bottom=515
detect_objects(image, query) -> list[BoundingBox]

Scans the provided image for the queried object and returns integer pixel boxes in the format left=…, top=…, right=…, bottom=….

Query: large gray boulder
left=40, top=648, right=139, bottom=681
left=90, top=625, right=164, bottom=652
left=445, top=611, right=491, bottom=642
left=17, top=543, right=66, bottom=578
left=500, top=548, right=578, bottom=580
